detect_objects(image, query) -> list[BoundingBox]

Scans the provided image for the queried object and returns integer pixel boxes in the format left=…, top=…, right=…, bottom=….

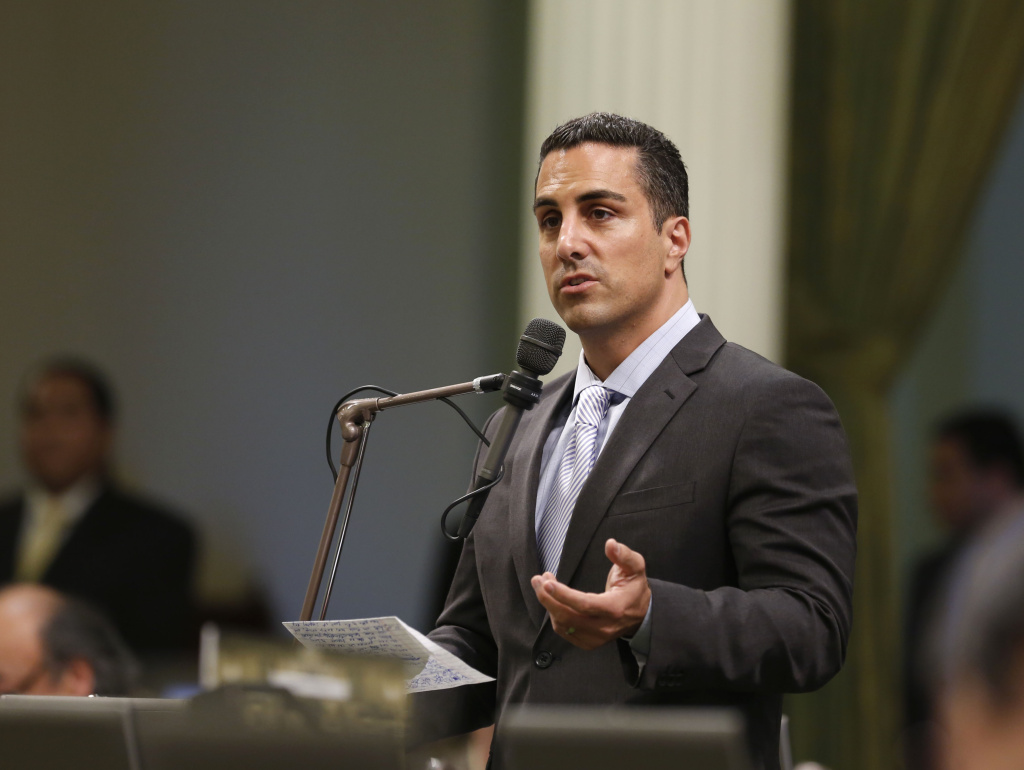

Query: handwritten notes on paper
left=285, top=616, right=428, bottom=678
left=283, top=616, right=494, bottom=693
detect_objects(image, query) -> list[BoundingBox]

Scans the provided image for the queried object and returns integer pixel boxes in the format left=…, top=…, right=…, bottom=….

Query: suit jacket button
left=534, top=651, right=554, bottom=669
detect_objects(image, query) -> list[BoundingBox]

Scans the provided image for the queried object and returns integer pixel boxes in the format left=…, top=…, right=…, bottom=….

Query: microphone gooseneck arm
left=300, top=373, right=506, bottom=622
left=299, top=318, right=563, bottom=621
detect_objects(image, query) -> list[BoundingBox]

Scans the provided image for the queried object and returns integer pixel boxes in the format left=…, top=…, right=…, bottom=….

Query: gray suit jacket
left=415, top=316, right=858, bottom=770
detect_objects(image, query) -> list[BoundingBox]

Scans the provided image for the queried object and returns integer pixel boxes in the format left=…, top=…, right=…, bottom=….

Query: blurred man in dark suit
left=904, top=408, right=1024, bottom=769
left=934, top=508, right=1024, bottom=770
left=0, top=358, right=196, bottom=655
left=0, top=583, right=137, bottom=696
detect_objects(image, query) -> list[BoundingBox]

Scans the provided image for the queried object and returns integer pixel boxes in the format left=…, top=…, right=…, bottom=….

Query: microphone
left=456, top=318, right=565, bottom=538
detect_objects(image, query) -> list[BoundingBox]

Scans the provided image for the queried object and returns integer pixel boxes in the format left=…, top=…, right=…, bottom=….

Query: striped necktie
left=537, top=385, right=612, bottom=574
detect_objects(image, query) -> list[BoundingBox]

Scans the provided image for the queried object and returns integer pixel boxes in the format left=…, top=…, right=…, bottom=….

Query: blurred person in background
left=0, top=358, right=196, bottom=656
left=904, top=408, right=1024, bottom=769
left=932, top=509, right=1024, bottom=770
left=0, top=583, right=138, bottom=696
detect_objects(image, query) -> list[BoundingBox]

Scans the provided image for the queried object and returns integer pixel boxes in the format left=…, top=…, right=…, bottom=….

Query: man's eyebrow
left=577, top=189, right=626, bottom=204
left=533, top=189, right=628, bottom=210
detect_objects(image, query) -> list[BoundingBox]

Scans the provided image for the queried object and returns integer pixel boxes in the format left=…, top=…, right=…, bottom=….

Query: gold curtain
left=784, top=2, right=1024, bottom=769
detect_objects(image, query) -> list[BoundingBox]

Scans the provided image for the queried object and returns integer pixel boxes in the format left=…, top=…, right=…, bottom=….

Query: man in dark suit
left=0, top=359, right=196, bottom=655
left=413, top=113, right=857, bottom=770
left=932, top=508, right=1024, bottom=770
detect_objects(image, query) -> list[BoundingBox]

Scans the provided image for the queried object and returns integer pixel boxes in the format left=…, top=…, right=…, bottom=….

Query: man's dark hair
left=537, top=112, right=689, bottom=229
left=935, top=408, right=1024, bottom=487
left=21, top=357, right=116, bottom=423
left=42, top=598, right=138, bottom=696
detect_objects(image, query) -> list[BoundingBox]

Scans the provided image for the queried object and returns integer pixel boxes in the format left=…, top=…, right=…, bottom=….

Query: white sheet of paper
left=283, top=616, right=494, bottom=692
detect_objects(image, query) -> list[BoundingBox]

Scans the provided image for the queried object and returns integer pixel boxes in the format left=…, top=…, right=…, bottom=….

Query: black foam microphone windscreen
left=517, top=318, right=566, bottom=375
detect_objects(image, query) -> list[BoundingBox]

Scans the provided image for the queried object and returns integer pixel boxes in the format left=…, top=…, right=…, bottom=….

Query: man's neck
left=579, top=296, right=689, bottom=381
left=30, top=475, right=101, bottom=502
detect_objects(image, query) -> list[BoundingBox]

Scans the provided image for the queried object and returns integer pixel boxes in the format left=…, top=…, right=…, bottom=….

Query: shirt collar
left=572, top=299, right=701, bottom=402
left=26, top=476, right=101, bottom=526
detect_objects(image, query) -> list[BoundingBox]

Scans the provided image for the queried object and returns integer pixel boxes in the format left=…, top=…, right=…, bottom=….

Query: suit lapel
left=0, top=498, right=26, bottom=582
left=508, top=372, right=574, bottom=627
left=43, top=490, right=108, bottom=583
left=555, top=316, right=727, bottom=586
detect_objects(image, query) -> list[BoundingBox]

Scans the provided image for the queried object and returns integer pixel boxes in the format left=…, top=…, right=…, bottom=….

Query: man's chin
left=556, top=307, right=608, bottom=336
left=29, top=469, right=86, bottom=494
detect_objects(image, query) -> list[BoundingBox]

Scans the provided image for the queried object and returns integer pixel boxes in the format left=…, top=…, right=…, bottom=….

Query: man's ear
left=664, top=216, right=691, bottom=277
left=54, top=657, right=96, bottom=696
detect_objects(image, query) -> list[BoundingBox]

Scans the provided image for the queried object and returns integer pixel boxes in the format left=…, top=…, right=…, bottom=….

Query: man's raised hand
left=530, top=538, right=651, bottom=650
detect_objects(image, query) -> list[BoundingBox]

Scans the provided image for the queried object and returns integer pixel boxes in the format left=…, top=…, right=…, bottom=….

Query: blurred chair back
left=500, top=705, right=753, bottom=770
left=0, top=694, right=183, bottom=770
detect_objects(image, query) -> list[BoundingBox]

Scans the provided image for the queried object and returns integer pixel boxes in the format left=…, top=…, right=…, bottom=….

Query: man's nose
left=556, top=215, right=590, bottom=261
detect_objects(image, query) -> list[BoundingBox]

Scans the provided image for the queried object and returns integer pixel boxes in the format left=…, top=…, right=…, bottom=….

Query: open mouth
left=562, top=273, right=596, bottom=290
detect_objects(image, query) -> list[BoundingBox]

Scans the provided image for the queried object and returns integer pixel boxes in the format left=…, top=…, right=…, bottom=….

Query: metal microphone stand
left=299, top=374, right=505, bottom=621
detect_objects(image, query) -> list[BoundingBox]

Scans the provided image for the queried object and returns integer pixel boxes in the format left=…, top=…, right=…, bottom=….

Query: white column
left=519, top=0, right=791, bottom=374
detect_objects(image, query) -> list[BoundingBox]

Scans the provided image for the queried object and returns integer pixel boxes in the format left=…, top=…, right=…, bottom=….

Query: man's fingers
left=605, top=538, right=646, bottom=574
left=531, top=576, right=579, bottom=616
left=531, top=575, right=613, bottom=620
left=540, top=579, right=601, bottom=614
left=531, top=569, right=647, bottom=650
